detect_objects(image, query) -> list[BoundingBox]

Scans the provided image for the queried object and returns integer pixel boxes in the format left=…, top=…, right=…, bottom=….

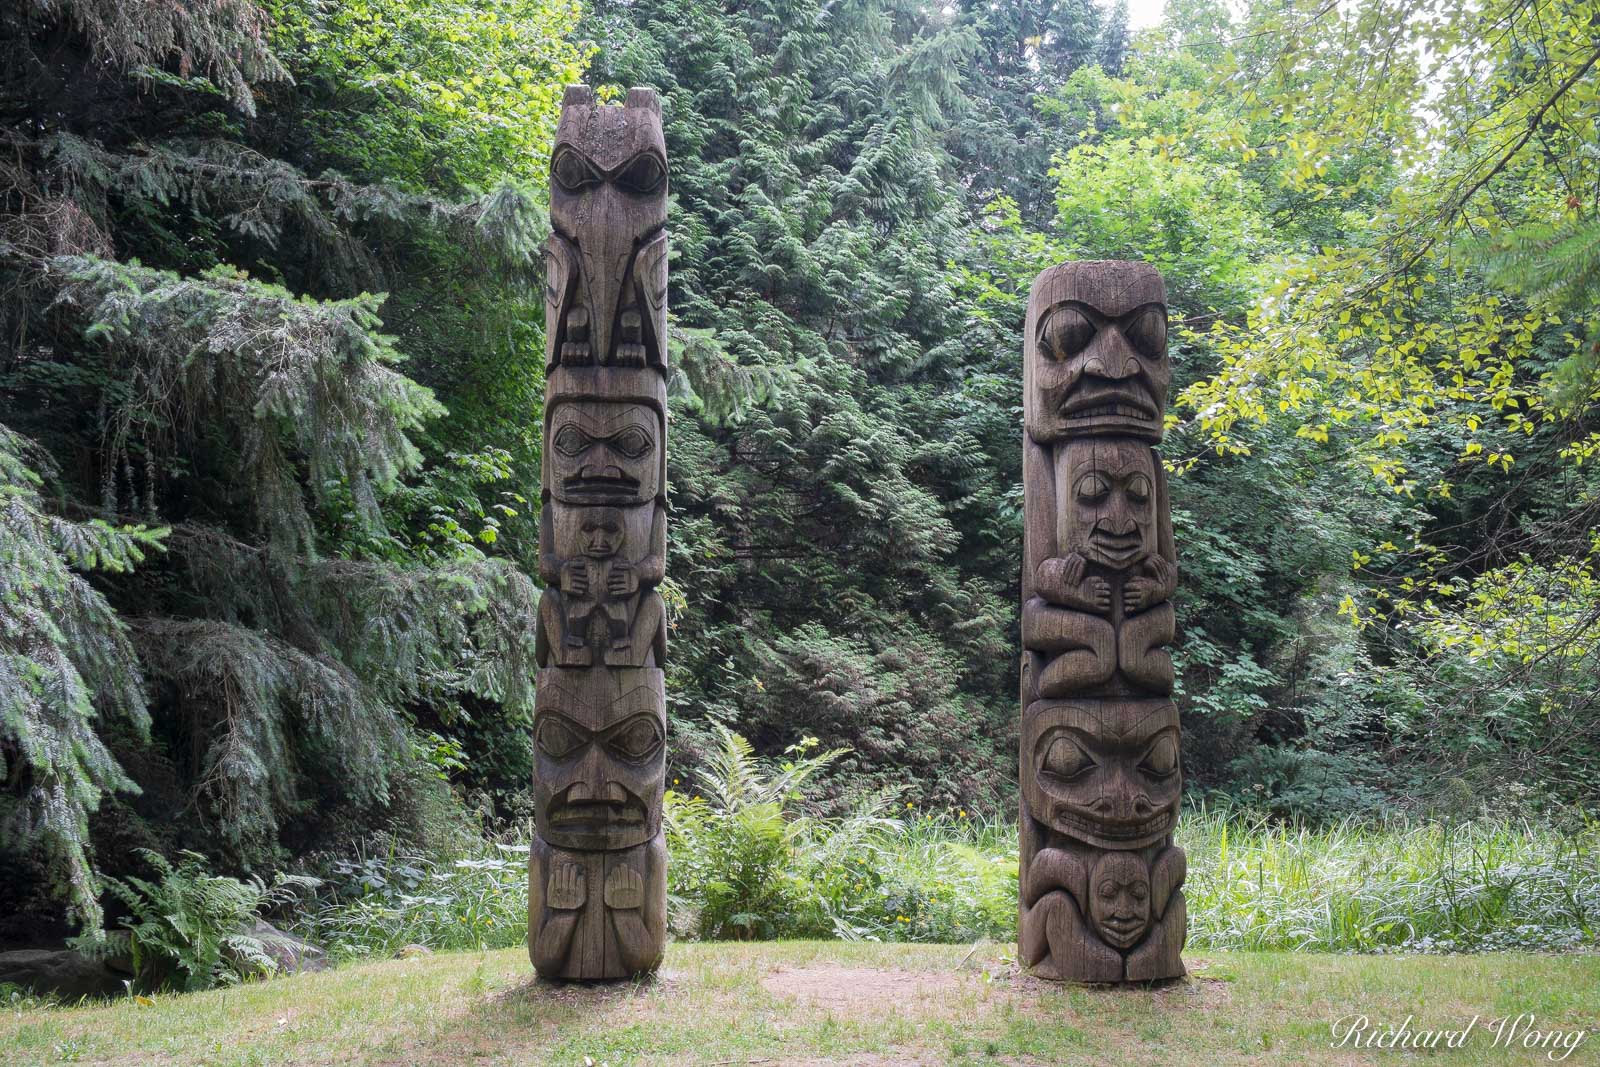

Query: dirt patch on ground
left=761, top=965, right=968, bottom=1014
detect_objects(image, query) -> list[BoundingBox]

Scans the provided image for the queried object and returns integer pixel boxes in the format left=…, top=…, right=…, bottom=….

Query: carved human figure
left=1020, top=841, right=1186, bottom=983
left=1024, top=439, right=1176, bottom=698
left=537, top=397, right=667, bottom=669
left=545, top=86, right=668, bottom=370
left=528, top=667, right=667, bottom=979
left=560, top=508, right=633, bottom=651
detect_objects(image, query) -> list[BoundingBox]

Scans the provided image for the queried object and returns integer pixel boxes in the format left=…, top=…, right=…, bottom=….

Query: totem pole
left=1018, top=261, right=1187, bottom=983
left=529, top=85, right=669, bottom=981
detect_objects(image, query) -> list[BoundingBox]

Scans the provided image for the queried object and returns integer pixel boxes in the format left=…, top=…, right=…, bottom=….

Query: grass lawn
left=4, top=943, right=1598, bottom=1066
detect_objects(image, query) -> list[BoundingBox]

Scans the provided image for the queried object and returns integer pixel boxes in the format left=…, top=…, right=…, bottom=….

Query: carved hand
left=607, top=561, right=638, bottom=598
left=1124, top=555, right=1176, bottom=613
left=561, top=559, right=590, bottom=597
left=1038, top=554, right=1110, bottom=613
left=547, top=862, right=587, bottom=911
left=604, top=865, right=645, bottom=910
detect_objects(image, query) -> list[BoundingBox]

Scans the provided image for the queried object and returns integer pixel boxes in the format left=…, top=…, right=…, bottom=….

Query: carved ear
left=563, top=84, right=595, bottom=107
left=1022, top=846, right=1089, bottom=909
left=624, top=87, right=662, bottom=114
left=1149, top=845, right=1187, bottom=917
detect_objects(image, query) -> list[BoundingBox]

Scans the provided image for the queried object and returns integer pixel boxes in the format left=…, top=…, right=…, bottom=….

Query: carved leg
left=562, top=307, right=593, bottom=364
left=1020, top=891, right=1065, bottom=977
left=1043, top=889, right=1123, bottom=982
left=566, top=601, right=598, bottom=649
left=1024, top=602, right=1116, bottom=697
left=528, top=841, right=588, bottom=977
left=1117, top=602, right=1174, bottom=694
left=604, top=601, right=631, bottom=652
left=1125, top=890, right=1186, bottom=982
left=615, top=308, right=646, bottom=367
left=604, top=835, right=666, bottom=975
left=539, top=589, right=593, bottom=668
left=607, top=591, right=666, bottom=668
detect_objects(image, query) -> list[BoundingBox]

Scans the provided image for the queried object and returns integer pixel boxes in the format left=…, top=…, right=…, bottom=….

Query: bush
left=297, top=840, right=529, bottom=960
left=88, top=850, right=318, bottom=992
left=666, top=728, right=1015, bottom=942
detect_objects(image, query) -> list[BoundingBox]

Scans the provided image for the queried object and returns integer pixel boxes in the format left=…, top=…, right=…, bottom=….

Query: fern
left=95, top=849, right=319, bottom=992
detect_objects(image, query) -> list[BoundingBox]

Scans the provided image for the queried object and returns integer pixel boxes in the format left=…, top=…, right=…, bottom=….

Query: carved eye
left=1123, top=306, right=1167, bottom=360
left=553, top=424, right=591, bottom=456
left=1042, top=735, right=1095, bottom=779
left=608, top=425, right=652, bottom=459
left=1131, top=882, right=1148, bottom=901
left=536, top=716, right=586, bottom=759
left=614, top=153, right=666, bottom=195
left=1126, top=473, right=1152, bottom=504
left=1042, top=307, right=1096, bottom=361
left=1073, top=472, right=1110, bottom=502
left=1140, top=734, right=1179, bottom=778
left=605, top=714, right=664, bottom=762
left=552, top=148, right=601, bottom=191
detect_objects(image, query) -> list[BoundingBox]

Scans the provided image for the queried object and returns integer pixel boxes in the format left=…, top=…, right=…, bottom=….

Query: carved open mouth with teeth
left=1088, top=527, right=1147, bottom=567
left=1052, top=807, right=1175, bottom=845
left=562, top=471, right=642, bottom=499
left=1061, top=387, right=1157, bottom=423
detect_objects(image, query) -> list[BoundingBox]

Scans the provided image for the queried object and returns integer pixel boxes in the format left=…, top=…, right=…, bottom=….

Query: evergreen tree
left=0, top=0, right=583, bottom=931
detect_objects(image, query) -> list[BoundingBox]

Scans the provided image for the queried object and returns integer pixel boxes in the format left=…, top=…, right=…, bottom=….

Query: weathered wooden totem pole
left=529, top=85, right=669, bottom=980
left=1018, top=261, right=1187, bottom=983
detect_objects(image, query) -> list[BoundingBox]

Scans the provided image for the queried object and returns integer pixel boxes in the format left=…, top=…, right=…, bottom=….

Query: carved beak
left=575, top=186, right=643, bottom=365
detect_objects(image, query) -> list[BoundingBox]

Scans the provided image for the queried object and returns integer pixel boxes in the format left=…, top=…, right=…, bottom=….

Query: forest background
left=3, top=0, right=1599, bottom=947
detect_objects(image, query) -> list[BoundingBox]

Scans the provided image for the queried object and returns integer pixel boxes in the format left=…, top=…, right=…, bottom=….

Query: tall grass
left=1182, top=809, right=1600, bottom=952
left=292, top=736, right=1600, bottom=957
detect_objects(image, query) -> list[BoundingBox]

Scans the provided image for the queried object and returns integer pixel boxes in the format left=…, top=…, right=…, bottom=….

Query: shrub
left=297, top=840, right=529, bottom=960
left=88, top=850, right=318, bottom=992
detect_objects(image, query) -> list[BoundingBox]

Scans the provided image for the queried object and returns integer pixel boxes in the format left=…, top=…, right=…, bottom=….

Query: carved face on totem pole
left=1088, top=852, right=1152, bottom=949
left=578, top=508, right=625, bottom=559
left=1022, top=699, right=1181, bottom=850
left=546, top=86, right=669, bottom=369
left=547, top=400, right=663, bottom=507
left=1025, top=262, right=1169, bottom=444
left=533, top=670, right=666, bottom=851
left=1058, top=440, right=1159, bottom=571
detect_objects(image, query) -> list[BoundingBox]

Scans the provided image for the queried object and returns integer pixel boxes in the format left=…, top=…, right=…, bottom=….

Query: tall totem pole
left=1018, top=262, right=1187, bottom=983
left=529, top=85, right=669, bottom=981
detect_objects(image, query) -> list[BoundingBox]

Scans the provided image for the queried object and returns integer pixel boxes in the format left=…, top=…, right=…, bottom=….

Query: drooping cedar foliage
left=0, top=0, right=583, bottom=933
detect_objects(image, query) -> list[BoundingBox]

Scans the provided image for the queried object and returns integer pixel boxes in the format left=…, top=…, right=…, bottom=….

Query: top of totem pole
left=1024, top=260, right=1170, bottom=445
left=553, top=86, right=667, bottom=177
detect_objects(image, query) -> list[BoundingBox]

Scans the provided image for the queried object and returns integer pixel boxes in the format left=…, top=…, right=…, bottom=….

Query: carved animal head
left=1021, top=699, right=1181, bottom=850
left=1058, top=440, right=1160, bottom=571
left=547, top=400, right=661, bottom=506
left=533, top=668, right=665, bottom=850
left=1025, top=262, right=1169, bottom=444
left=1088, top=852, right=1152, bottom=949
left=548, top=86, right=668, bottom=367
